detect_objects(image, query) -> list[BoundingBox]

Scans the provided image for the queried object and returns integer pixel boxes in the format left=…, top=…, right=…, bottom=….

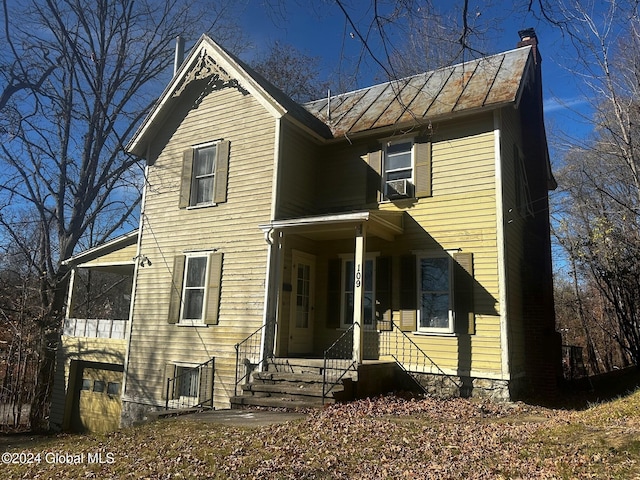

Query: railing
left=165, top=357, right=215, bottom=410
left=63, top=318, right=127, bottom=339
left=562, top=345, right=587, bottom=380
left=378, top=319, right=461, bottom=393
left=234, top=324, right=269, bottom=396
left=322, top=323, right=357, bottom=404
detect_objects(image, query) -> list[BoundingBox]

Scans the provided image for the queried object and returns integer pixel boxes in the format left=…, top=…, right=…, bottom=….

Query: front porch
left=259, top=210, right=406, bottom=364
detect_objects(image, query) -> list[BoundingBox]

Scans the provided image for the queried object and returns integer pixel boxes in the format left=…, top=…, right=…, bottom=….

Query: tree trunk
left=29, top=273, right=68, bottom=432
left=28, top=327, right=60, bottom=432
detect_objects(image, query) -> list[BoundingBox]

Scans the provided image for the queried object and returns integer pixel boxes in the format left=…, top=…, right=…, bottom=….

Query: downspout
left=259, top=227, right=282, bottom=368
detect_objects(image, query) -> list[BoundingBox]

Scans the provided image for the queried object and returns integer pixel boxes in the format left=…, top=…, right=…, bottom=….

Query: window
left=81, top=378, right=91, bottom=391
left=168, top=252, right=223, bottom=325
left=295, top=263, right=311, bottom=328
left=93, top=380, right=106, bottom=393
left=191, top=144, right=217, bottom=205
left=164, top=361, right=214, bottom=408
left=181, top=256, right=208, bottom=322
left=179, top=140, right=230, bottom=208
left=418, top=255, right=453, bottom=333
left=107, top=382, right=121, bottom=396
left=341, top=258, right=375, bottom=329
left=177, top=366, right=200, bottom=399
left=383, top=140, right=413, bottom=199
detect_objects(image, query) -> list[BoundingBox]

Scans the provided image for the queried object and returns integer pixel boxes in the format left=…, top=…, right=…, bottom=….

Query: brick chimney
left=517, top=28, right=541, bottom=65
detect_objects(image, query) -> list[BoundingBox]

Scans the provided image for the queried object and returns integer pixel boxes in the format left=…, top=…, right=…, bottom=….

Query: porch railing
left=234, top=324, right=270, bottom=396
left=165, top=357, right=215, bottom=410
left=63, top=318, right=127, bottom=340
left=322, top=323, right=357, bottom=404
left=378, top=319, right=461, bottom=393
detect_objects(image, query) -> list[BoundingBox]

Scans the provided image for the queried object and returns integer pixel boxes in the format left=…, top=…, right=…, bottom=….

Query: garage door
left=72, top=363, right=123, bottom=433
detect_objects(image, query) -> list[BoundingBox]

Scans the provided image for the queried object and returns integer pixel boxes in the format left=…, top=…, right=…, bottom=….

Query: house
left=53, top=28, right=560, bottom=430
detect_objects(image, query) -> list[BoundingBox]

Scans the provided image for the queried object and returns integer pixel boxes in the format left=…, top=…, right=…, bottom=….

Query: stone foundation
left=412, top=372, right=511, bottom=402
left=120, top=399, right=164, bottom=427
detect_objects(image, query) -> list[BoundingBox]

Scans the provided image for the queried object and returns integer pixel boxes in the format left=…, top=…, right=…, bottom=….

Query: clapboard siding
left=277, top=119, right=320, bottom=218
left=79, top=243, right=137, bottom=266
left=302, top=115, right=504, bottom=376
left=379, top=115, right=503, bottom=375
left=125, top=84, right=276, bottom=407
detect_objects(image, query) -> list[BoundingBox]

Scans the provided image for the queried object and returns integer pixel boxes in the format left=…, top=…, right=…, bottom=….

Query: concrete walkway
left=181, top=409, right=308, bottom=428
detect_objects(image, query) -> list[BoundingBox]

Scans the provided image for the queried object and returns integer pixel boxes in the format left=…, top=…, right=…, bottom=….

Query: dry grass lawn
left=1, top=390, right=639, bottom=479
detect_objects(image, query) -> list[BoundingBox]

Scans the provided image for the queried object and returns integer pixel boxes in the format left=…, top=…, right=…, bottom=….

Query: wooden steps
left=230, top=358, right=356, bottom=409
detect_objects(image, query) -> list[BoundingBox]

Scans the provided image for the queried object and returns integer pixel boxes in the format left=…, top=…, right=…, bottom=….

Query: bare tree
left=550, top=1, right=640, bottom=368
left=252, top=40, right=330, bottom=102
left=0, top=0, right=246, bottom=431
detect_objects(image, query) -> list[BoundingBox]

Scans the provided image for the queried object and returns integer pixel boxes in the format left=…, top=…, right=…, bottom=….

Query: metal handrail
left=165, top=357, right=215, bottom=410
left=379, top=319, right=461, bottom=391
left=234, top=324, right=269, bottom=396
left=322, top=323, right=358, bottom=403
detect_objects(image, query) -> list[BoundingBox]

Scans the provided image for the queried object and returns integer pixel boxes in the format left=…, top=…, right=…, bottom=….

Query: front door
left=288, top=251, right=315, bottom=355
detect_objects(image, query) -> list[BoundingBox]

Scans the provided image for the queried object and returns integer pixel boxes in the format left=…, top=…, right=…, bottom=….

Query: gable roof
left=303, top=46, right=534, bottom=138
left=127, top=34, right=536, bottom=157
left=126, top=35, right=332, bottom=158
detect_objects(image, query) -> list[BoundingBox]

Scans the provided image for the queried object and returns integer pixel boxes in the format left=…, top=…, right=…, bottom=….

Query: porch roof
left=259, top=210, right=404, bottom=241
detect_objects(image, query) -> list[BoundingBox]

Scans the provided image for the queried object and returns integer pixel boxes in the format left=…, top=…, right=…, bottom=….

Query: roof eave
left=62, top=230, right=139, bottom=266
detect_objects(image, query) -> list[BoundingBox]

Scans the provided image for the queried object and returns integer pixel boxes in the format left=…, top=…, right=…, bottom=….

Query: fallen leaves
left=2, top=391, right=640, bottom=479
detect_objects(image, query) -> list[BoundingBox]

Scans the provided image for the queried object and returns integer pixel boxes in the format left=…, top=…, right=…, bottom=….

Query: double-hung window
left=181, top=255, right=209, bottom=322
left=168, top=251, right=223, bottom=326
left=191, top=144, right=217, bottom=205
left=383, top=140, right=414, bottom=199
left=341, top=257, right=375, bottom=329
left=179, top=140, right=230, bottom=208
left=418, top=255, right=454, bottom=333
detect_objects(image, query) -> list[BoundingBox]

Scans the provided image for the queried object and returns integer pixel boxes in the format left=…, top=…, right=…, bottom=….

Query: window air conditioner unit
left=386, top=179, right=412, bottom=199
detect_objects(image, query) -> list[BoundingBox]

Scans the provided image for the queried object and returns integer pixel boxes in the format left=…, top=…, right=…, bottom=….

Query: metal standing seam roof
left=303, top=45, right=533, bottom=138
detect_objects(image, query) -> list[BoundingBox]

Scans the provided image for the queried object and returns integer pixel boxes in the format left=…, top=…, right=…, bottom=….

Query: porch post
left=260, top=228, right=282, bottom=364
left=352, top=223, right=367, bottom=364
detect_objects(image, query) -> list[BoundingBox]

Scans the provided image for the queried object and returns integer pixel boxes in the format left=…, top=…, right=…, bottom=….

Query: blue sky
left=235, top=1, right=616, bottom=277
left=236, top=1, right=597, bottom=156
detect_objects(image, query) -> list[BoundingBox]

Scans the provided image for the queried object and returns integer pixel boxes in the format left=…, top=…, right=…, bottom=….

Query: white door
left=289, top=251, right=316, bottom=355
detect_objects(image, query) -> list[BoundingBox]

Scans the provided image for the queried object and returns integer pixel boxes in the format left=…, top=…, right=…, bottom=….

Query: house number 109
left=355, top=264, right=362, bottom=288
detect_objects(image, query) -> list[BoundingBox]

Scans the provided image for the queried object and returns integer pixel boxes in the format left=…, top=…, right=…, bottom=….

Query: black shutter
left=399, top=254, right=417, bottom=331
left=326, top=258, right=342, bottom=328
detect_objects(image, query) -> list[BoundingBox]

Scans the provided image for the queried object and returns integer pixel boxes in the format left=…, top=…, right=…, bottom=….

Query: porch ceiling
left=259, top=210, right=404, bottom=241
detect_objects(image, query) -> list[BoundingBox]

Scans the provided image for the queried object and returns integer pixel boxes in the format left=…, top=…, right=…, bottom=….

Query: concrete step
left=241, top=381, right=342, bottom=398
left=230, top=394, right=332, bottom=409
left=252, top=371, right=324, bottom=384
left=230, top=358, right=360, bottom=410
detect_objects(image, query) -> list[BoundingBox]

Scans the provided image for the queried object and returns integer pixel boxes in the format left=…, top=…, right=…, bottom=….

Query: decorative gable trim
left=173, top=48, right=247, bottom=98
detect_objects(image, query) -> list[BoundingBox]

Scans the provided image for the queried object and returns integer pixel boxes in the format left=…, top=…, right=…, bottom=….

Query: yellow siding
left=80, top=243, right=137, bottom=266
left=125, top=84, right=276, bottom=409
left=277, top=120, right=321, bottom=218
left=371, top=115, right=503, bottom=376
left=287, top=114, right=504, bottom=377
